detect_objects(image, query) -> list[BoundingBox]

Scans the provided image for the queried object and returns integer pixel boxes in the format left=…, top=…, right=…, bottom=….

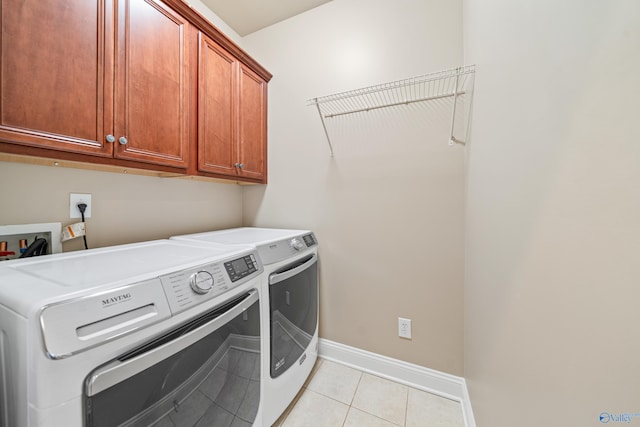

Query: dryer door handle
left=269, top=253, right=317, bottom=285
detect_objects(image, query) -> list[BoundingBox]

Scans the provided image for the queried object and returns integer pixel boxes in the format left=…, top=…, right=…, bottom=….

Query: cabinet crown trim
left=164, top=0, right=272, bottom=82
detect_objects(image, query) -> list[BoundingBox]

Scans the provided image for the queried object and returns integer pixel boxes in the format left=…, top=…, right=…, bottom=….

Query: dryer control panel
left=257, top=233, right=318, bottom=265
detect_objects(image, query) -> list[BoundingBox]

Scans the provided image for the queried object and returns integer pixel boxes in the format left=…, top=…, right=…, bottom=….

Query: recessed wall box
left=0, top=223, right=62, bottom=261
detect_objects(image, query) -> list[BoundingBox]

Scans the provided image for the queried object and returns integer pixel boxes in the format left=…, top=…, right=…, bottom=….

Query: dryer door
left=269, top=253, right=318, bottom=378
left=84, top=291, right=260, bottom=427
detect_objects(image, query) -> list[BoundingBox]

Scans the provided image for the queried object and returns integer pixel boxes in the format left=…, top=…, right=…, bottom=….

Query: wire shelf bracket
left=308, top=65, right=475, bottom=155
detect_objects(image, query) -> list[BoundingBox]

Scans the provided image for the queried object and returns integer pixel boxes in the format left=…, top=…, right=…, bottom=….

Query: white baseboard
left=461, top=378, right=477, bottom=427
left=318, top=338, right=475, bottom=427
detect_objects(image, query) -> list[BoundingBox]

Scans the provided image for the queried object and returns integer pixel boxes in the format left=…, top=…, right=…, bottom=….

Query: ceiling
left=201, top=0, right=333, bottom=36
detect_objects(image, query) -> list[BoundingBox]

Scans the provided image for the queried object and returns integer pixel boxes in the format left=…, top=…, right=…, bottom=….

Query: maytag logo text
left=102, top=293, right=132, bottom=307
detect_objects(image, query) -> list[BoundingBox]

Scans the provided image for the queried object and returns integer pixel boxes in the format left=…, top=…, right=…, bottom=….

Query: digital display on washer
left=232, top=259, right=249, bottom=274
left=224, top=255, right=257, bottom=282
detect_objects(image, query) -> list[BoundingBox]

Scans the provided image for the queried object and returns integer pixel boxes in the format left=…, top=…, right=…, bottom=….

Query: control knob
left=290, top=238, right=305, bottom=251
left=190, top=271, right=214, bottom=294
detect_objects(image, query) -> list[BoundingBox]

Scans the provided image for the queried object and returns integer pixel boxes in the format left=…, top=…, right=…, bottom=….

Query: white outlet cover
left=398, top=317, right=412, bottom=339
left=70, top=193, right=92, bottom=219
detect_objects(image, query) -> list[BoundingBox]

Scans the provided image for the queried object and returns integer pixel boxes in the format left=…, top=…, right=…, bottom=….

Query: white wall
left=242, top=0, right=466, bottom=375
left=0, top=161, right=243, bottom=251
left=464, top=0, right=640, bottom=425
left=189, top=0, right=243, bottom=45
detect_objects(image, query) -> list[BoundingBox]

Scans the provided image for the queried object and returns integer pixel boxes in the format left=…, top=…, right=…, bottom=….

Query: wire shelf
left=308, top=65, right=475, bottom=155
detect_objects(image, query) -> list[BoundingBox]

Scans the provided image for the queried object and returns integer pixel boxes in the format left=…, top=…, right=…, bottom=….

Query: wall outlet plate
left=70, top=193, right=92, bottom=219
left=398, top=317, right=412, bottom=339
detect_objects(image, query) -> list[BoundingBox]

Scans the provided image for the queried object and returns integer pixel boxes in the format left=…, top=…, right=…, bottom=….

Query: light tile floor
left=272, top=358, right=465, bottom=427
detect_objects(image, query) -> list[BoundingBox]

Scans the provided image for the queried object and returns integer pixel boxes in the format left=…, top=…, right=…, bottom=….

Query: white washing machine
left=0, top=239, right=266, bottom=427
left=171, top=228, right=319, bottom=427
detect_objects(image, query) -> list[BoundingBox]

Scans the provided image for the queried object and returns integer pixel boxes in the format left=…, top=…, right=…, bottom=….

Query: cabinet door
left=0, top=0, right=113, bottom=156
left=237, top=64, right=267, bottom=182
left=114, top=0, right=190, bottom=168
left=197, top=33, right=237, bottom=176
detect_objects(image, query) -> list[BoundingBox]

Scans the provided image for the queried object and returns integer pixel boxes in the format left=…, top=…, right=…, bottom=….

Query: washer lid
left=1, top=240, right=255, bottom=315
left=10, top=240, right=249, bottom=288
left=172, top=227, right=311, bottom=246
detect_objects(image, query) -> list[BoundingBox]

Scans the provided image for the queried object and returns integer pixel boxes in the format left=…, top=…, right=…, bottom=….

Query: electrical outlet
left=398, top=317, right=412, bottom=339
left=70, top=193, right=92, bottom=219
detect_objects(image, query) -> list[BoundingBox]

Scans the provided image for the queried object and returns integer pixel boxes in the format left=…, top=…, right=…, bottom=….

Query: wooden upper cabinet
left=0, top=0, right=270, bottom=180
left=114, top=0, right=190, bottom=168
left=0, top=0, right=113, bottom=156
left=197, top=33, right=236, bottom=176
left=198, top=33, right=267, bottom=183
left=237, top=64, right=267, bottom=182
left=0, top=0, right=190, bottom=168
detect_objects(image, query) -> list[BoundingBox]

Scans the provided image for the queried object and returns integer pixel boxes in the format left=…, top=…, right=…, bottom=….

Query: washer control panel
left=160, top=252, right=262, bottom=314
left=190, top=270, right=215, bottom=294
left=224, top=254, right=258, bottom=282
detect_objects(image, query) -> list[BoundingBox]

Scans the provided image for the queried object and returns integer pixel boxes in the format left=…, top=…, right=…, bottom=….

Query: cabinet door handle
left=106, top=134, right=116, bottom=143
left=118, top=136, right=128, bottom=145
left=238, top=163, right=244, bottom=169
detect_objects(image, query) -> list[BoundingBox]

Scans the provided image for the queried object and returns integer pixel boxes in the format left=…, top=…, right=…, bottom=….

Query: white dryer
left=0, top=239, right=265, bottom=427
left=171, top=228, right=319, bottom=427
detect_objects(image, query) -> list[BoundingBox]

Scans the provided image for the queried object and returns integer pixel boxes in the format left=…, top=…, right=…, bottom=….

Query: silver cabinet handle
left=234, top=162, right=239, bottom=167
left=118, top=136, right=128, bottom=145
left=106, top=134, right=116, bottom=143
left=238, top=163, right=244, bottom=169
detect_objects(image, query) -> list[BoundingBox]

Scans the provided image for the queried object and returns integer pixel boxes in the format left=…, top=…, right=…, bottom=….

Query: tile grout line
left=340, top=398, right=348, bottom=427
left=350, top=371, right=410, bottom=427
left=340, top=370, right=364, bottom=427
left=404, top=383, right=409, bottom=427
left=338, top=369, right=407, bottom=427
left=349, top=370, right=364, bottom=406
left=278, top=358, right=325, bottom=426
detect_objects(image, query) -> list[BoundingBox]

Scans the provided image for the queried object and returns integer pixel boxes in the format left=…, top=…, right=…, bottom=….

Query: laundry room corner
left=241, top=0, right=466, bottom=377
